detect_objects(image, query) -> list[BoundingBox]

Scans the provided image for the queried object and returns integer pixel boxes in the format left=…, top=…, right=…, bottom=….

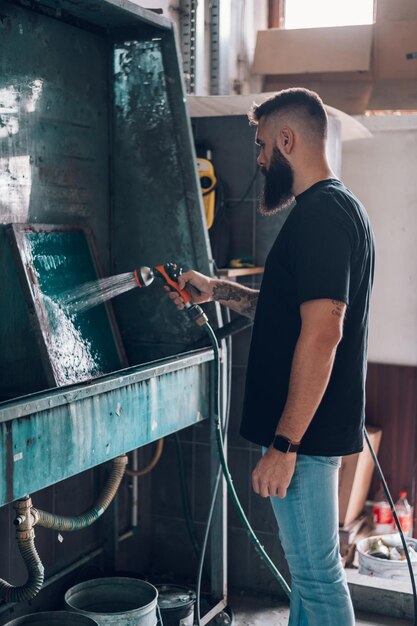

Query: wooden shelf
left=216, top=266, right=264, bottom=278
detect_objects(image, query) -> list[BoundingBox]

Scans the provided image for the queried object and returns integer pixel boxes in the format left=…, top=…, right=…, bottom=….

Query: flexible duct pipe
left=0, top=455, right=127, bottom=603
left=0, top=497, right=44, bottom=602
left=125, top=440, right=164, bottom=477
left=33, top=455, right=128, bottom=531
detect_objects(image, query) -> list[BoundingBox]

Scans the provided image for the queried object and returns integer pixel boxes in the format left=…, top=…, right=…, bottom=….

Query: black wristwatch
left=272, top=434, right=300, bottom=454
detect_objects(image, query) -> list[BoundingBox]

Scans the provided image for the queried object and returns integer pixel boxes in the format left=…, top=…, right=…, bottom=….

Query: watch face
left=273, top=435, right=300, bottom=453
left=273, top=435, right=291, bottom=453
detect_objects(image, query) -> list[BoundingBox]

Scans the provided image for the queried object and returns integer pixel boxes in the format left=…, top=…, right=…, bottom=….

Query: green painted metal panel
left=112, top=38, right=201, bottom=268
left=0, top=350, right=212, bottom=506
left=0, top=1, right=110, bottom=244
left=0, top=0, right=218, bottom=393
left=110, top=34, right=218, bottom=365
left=0, top=0, right=112, bottom=397
left=0, top=227, right=48, bottom=399
left=8, top=224, right=127, bottom=387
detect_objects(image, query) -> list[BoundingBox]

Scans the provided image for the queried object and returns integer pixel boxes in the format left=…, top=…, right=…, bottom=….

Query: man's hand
left=165, top=270, right=215, bottom=310
left=252, top=448, right=297, bottom=499
left=165, top=270, right=259, bottom=319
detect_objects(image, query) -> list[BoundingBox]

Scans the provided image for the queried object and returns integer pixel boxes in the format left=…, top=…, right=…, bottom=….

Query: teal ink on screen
left=9, top=225, right=126, bottom=387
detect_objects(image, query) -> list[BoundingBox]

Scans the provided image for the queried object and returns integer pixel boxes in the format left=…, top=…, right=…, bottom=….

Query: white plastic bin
left=357, top=534, right=417, bottom=580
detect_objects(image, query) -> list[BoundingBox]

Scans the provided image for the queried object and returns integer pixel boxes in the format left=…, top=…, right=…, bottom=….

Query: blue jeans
left=265, top=451, right=355, bottom=625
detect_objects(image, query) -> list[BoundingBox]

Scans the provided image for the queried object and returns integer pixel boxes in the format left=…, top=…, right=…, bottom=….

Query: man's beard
left=258, top=146, right=295, bottom=215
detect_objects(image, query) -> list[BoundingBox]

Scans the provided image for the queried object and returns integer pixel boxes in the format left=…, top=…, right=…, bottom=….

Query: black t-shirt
left=240, top=179, right=375, bottom=456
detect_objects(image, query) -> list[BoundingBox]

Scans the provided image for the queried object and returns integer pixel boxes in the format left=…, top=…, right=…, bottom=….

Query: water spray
left=60, top=261, right=207, bottom=327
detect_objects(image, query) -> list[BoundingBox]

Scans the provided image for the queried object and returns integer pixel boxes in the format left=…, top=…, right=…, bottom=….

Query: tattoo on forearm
left=331, top=300, right=345, bottom=318
left=245, top=293, right=259, bottom=317
left=212, top=284, right=243, bottom=303
left=212, top=282, right=259, bottom=319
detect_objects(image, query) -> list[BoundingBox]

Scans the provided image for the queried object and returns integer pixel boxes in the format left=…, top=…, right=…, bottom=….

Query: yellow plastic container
left=197, top=158, right=217, bottom=229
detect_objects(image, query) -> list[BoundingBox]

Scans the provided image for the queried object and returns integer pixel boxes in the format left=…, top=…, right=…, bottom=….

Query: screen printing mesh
left=10, top=225, right=125, bottom=386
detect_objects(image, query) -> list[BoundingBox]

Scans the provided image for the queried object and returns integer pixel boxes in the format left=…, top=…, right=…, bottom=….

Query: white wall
left=230, top=0, right=268, bottom=94
left=342, top=114, right=417, bottom=366
left=138, top=1, right=268, bottom=95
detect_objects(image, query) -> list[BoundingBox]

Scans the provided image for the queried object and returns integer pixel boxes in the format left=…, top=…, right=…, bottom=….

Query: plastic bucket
left=65, top=577, right=158, bottom=626
left=5, top=611, right=99, bottom=625
left=156, top=585, right=195, bottom=626
left=357, top=534, right=417, bottom=580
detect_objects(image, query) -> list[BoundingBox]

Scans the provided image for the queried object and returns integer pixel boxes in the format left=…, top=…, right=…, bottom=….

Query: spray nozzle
left=133, top=266, right=154, bottom=288
left=134, top=262, right=208, bottom=327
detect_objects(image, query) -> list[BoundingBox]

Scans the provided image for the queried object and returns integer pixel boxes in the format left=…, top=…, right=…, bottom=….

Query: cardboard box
left=376, top=0, right=417, bottom=22
left=252, top=19, right=417, bottom=112
left=264, top=76, right=373, bottom=116
left=375, top=20, right=417, bottom=81
left=369, top=79, right=417, bottom=111
left=338, top=426, right=382, bottom=527
left=252, top=25, right=374, bottom=115
left=253, top=25, right=373, bottom=75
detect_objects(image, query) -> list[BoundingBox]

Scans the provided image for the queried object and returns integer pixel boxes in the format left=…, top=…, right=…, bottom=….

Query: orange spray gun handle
left=153, top=263, right=193, bottom=304
left=134, top=262, right=207, bottom=327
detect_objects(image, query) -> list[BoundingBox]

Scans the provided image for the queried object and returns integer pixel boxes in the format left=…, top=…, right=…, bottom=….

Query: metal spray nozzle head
left=133, top=266, right=155, bottom=288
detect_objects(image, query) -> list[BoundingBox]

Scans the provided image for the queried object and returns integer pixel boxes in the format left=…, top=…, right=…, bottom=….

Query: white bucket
left=65, top=577, right=158, bottom=626
left=357, top=534, right=417, bottom=580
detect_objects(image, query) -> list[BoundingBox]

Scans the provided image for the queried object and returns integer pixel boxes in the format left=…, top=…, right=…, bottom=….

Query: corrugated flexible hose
left=125, top=439, right=164, bottom=477
left=0, top=530, right=44, bottom=602
left=33, top=454, right=128, bottom=531
left=0, top=454, right=127, bottom=602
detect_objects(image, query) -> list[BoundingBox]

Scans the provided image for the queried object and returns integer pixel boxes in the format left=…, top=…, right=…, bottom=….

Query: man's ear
left=279, top=126, right=293, bottom=153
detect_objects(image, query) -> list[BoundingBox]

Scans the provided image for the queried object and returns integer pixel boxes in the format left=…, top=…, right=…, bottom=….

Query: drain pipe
left=0, top=454, right=127, bottom=602
left=33, top=454, right=128, bottom=531
left=125, top=440, right=164, bottom=477
left=0, top=496, right=44, bottom=602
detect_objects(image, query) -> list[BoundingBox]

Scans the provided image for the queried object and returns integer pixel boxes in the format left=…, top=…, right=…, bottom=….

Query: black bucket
left=156, top=585, right=195, bottom=626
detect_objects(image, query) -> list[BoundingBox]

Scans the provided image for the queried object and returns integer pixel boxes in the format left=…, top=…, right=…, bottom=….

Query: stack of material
left=338, top=427, right=383, bottom=564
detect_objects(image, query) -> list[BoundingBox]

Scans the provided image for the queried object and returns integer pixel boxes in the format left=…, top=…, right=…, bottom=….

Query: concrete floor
left=227, top=594, right=412, bottom=625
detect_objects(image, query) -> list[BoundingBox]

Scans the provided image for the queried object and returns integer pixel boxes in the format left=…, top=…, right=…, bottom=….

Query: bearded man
left=168, top=88, right=375, bottom=626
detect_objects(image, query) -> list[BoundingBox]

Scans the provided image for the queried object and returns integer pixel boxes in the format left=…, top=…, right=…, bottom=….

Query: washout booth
left=0, top=1, right=227, bottom=622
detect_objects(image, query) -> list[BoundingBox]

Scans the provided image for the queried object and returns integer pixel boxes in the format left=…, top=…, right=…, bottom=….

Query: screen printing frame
left=7, top=223, right=129, bottom=388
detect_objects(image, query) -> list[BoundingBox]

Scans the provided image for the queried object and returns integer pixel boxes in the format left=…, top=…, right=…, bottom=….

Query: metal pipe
left=130, top=448, right=139, bottom=528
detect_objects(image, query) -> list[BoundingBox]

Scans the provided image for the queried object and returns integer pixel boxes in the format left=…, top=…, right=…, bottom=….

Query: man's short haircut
left=249, top=88, right=327, bottom=140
